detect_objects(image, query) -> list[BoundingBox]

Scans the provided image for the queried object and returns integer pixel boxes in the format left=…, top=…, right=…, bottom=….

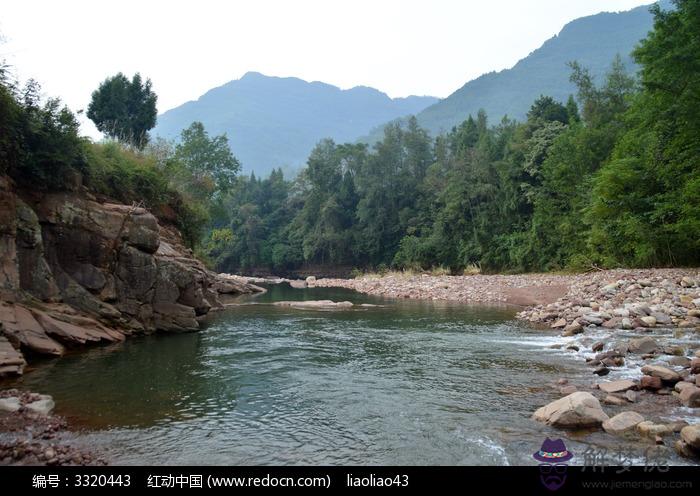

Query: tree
left=174, top=121, right=240, bottom=201
left=87, top=73, right=157, bottom=149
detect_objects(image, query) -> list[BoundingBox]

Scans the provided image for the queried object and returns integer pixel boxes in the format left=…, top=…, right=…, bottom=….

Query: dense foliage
left=0, top=68, right=205, bottom=247
left=87, top=73, right=157, bottom=149
left=204, top=1, right=699, bottom=274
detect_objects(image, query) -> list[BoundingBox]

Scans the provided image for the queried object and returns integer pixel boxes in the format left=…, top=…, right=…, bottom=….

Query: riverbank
left=0, top=390, right=106, bottom=465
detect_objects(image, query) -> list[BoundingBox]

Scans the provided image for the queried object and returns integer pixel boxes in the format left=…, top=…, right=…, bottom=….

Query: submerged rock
left=273, top=300, right=354, bottom=309
left=532, top=392, right=609, bottom=429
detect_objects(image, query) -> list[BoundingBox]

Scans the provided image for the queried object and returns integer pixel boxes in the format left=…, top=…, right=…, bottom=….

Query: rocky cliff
left=0, top=175, right=260, bottom=376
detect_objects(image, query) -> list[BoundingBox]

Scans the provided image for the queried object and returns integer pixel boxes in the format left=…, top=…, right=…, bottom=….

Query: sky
left=1, top=0, right=652, bottom=137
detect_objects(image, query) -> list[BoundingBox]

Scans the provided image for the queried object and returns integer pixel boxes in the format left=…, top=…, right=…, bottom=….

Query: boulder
left=603, top=411, right=645, bottom=435
left=641, top=365, right=681, bottom=383
left=532, top=392, right=609, bottom=428
left=598, top=380, right=636, bottom=394
left=591, top=341, right=605, bottom=353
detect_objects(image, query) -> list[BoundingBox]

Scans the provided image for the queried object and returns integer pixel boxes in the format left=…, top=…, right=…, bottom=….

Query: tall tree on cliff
left=87, top=73, right=157, bottom=149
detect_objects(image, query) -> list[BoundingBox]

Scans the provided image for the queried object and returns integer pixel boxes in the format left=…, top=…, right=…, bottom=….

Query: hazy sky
left=1, top=0, right=652, bottom=136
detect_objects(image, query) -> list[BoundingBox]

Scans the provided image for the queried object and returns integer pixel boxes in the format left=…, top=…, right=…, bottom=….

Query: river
left=7, top=283, right=692, bottom=465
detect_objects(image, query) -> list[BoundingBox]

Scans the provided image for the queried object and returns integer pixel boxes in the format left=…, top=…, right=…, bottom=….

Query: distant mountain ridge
left=153, top=72, right=438, bottom=176
left=363, top=0, right=670, bottom=142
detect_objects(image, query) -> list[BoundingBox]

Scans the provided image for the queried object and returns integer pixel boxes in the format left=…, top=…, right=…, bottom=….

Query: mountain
left=153, top=72, right=438, bottom=176
left=364, top=1, right=670, bottom=141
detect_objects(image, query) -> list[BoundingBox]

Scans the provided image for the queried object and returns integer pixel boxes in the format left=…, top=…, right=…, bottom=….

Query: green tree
left=87, top=73, right=157, bottom=149
left=174, top=121, right=240, bottom=201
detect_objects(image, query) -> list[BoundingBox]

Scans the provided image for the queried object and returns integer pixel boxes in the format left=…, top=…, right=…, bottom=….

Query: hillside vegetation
left=203, top=1, right=699, bottom=274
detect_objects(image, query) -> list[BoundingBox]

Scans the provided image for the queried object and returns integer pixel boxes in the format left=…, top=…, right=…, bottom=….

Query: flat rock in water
left=532, top=392, right=609, bottom=429
left=603, top=411, right=645, bottom=435
left=598, top=380, right=636, bottom=394
left=273, top=300, right=353, bottom=309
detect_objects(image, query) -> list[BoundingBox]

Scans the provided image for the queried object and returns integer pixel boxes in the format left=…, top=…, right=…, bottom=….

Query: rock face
left=532, top=392, right=609, bottom=429
left=0, top=176, right=260, bottom=376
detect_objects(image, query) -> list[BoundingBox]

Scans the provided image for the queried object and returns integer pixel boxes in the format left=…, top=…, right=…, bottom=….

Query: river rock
left=24, top=394, right=55, bottom=415
left=691, top=358, right=700, bottom=375
left=598, top=380, right=636, bottom=394
left=562, top=322, right=583, bottom=336
left=629, top=337, right=659, bottom=354
left=551, top=318, right=567, bottom=329
left=591, top=342, right=605, bottom=352
left=637, top=421, right=672, bottom=438
left=681, top=425, right=700, bottom=450
left=641, top=365, right=681, bottom=383
left=0, top=396, right=21, bottom=412
left=679, top=386, right=700, bottom=408
left=305, top=276, right=317, bottom=287
left=625, top=390, right=638, bottom=403
left=594, top=366, right=610, bottom=376
left=641, top=376, right=663, bottom=390
left=532, top=392, right=609, bottom=428
left=603, top=411, right=645, bottom=435
left=603, top=395, right=627, bottom=406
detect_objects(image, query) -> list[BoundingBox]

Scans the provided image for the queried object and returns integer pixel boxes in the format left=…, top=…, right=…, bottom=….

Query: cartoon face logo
left=533, top=438, right=573, bottom=491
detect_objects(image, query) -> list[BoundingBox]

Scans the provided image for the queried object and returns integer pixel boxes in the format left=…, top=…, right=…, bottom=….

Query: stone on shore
left=641, top=365, right=681, bottom=383
left=598, top=380, right=636, bottom=394
left=532, top=392, right=609, bottom=428
left=603, top=411, right=645, bottom=435
left=0, top=396, right=21, bottom=413
left=562, top=322, right=583, bottom=336
left=24, top=395, right=55, bottom=416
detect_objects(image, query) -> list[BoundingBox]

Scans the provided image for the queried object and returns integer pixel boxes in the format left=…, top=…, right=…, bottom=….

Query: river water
left=7, top=284, right=694, bottom=465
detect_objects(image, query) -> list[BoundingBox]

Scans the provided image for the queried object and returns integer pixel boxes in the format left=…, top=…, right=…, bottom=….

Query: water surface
left=9, top=284, right=689, bottom=465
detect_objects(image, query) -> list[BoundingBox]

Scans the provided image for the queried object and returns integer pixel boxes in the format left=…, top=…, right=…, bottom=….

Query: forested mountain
left=201, top=0, right=699, bottom=275
left=363, top=0, right=670, bottom=142
left=153, top=72, right=438, bottom=176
